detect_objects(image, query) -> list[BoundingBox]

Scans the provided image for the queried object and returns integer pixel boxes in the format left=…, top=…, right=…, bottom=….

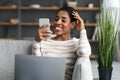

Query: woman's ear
left=70, top=22, right=76, bottom=29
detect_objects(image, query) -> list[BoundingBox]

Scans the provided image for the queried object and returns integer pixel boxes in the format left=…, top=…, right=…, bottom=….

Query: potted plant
left=96, top=0, right=120, bottom=80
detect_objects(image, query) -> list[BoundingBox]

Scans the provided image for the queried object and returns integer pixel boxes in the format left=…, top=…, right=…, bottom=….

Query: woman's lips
left=55, top=26, right=63, bottom=31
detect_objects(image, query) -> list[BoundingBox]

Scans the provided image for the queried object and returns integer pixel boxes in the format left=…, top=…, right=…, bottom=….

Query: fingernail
left=48, top=34, right=52, bottom=36
left=50, top=31, right=53, bottom=33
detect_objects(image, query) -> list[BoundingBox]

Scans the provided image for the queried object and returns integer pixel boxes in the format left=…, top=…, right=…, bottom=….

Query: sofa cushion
left=0, top=40, right=33, bottom=80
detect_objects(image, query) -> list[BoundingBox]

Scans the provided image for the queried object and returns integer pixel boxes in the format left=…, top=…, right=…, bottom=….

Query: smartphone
left=39, top=18, right=50, bottom=30
left=39, top=18, right=56, bottom=38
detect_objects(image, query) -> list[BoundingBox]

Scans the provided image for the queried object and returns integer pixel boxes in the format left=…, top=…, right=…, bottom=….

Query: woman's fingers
left=38, top=29, right=52, bottom=35
left=35, top=23, right=53, bottom=41
left=37, top=29, right=52, bottom=41
left=72, top=11, right=85, bottom=31
left=39, top=23, right=51, bottom=29
left=36, top=23, right=54, bottom=41
left=42, top=30, right=52, bottom=33
left=72, top=11, right=83, bottom=21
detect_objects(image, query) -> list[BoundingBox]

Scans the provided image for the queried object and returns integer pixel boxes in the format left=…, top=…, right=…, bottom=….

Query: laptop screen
left=14, top=54, right=65, bottom=80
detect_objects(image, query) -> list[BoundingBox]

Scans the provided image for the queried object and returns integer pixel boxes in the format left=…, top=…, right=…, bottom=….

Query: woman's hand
left=35, top=24, right=52, bottom=42
left=72, top=11, right=85, bottom=32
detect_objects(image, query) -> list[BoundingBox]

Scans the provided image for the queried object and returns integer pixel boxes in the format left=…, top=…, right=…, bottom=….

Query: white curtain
left=102, top=0, right=120, bottom=61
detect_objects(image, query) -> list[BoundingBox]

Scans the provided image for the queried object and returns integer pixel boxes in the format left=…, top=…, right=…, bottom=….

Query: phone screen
left=39, top=18, right=50, bottom=30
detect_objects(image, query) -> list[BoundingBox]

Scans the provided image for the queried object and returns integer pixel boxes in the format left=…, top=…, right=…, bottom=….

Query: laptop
left=14, top=54, right=65, bottom=80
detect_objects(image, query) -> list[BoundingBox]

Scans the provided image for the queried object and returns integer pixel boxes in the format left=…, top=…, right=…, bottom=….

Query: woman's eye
left=54, top=18, right=58, bottom=21
left=62, top=20, right=66, bottom=23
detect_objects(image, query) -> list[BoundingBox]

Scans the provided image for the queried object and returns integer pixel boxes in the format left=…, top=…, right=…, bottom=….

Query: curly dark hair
left=56, top=6, right=77, bottom=22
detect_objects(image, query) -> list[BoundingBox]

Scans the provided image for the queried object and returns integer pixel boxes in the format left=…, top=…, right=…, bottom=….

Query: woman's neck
left=52, top=34, right=71, bottom=41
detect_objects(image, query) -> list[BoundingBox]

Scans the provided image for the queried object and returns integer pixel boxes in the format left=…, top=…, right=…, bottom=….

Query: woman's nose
left=56, top=19, right=61, bottom=24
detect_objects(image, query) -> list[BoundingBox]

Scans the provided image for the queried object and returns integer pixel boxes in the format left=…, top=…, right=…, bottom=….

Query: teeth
left=56, top=27, right=61, bottom=29
left=56, top=26, right=62, bottom=30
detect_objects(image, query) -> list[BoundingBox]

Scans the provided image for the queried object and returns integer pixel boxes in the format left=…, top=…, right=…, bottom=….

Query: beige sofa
left=0, top=39, right=120, bottom=80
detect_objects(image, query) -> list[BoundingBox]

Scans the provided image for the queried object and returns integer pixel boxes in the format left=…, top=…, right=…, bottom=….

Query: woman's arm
left=32, top=23, right=52, bottom=55
left=77, top=29, right=91, bottom=57
left=72, top=29, right=93, bottom=80
left=72, top=11, right=91, bottom=56
left=32, top=40, right=42, bottom=56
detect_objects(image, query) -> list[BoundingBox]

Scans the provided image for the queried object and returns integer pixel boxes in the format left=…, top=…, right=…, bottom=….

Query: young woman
left=32, top=6, right=93, bottom=80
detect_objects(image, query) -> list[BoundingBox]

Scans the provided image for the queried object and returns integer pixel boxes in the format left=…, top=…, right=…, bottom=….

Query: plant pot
left=98, top=67, right=113, bottom=80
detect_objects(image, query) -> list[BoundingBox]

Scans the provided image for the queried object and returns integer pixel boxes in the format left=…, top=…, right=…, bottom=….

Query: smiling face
left=53, top=10, right=75, bottom=36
